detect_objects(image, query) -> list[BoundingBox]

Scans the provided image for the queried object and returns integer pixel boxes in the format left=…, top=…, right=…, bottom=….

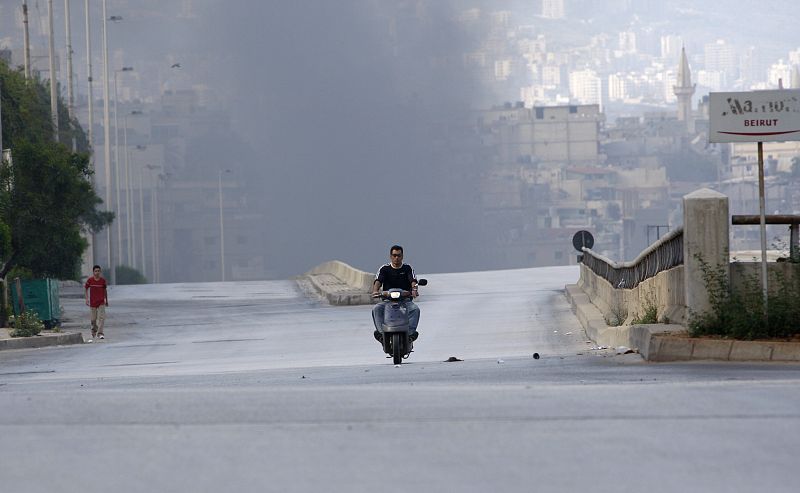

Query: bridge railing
left=581, top=227, right=684, bottom=289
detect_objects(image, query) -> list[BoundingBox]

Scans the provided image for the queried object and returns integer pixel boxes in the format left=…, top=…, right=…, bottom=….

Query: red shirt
left=84, top=276, right=108, bottom=308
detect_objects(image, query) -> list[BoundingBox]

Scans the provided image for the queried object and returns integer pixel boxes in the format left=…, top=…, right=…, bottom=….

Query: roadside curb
left=565, top=284, right=800, bottom=362
left=644, top=334, right=800, bottom=362
left=0, top=332, right=84, bottom=351
left=565, top=284, right=632, bottom=347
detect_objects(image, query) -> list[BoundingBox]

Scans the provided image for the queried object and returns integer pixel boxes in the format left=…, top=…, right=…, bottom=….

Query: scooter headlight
left=390, top=291, right=401, bottom=299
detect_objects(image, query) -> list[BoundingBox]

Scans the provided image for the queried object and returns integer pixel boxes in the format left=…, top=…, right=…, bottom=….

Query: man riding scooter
left=371, top=244, right=420, bottom=344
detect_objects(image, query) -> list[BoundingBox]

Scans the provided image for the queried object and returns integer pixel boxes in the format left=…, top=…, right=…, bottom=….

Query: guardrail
left=581, top=227, right=684, bottom=289
left=731, top=215, right=800, bottom=261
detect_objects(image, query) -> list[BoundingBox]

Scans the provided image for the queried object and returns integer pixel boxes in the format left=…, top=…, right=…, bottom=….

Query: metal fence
left=581, top=227, right=684, bottom=289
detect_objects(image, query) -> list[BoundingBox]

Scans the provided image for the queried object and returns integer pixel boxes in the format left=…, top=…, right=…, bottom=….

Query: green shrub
left=689, top=255, right=800, bottom=340
left=10, top=309, right=44, bottom=337
left=632, top=291, right=658, bottom=324
left=632, top=303, right=658, bottom=325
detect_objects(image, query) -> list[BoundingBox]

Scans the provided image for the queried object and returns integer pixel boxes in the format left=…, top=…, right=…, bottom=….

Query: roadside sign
left=572, top=230, right=594, bottom=252
left=709, top=90, right=800, bottom=143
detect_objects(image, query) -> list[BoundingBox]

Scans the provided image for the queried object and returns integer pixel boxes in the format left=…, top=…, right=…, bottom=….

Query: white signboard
left=709, top=90, right=800, bottom=143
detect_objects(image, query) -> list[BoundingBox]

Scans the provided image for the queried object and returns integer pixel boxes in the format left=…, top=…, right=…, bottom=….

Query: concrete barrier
left=303, top=261, right=374, bottom=306
left=577, top=263, right=685, bottom=327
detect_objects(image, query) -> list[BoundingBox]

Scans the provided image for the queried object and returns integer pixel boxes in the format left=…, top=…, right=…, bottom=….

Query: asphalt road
left=1, top=266, right=798, bottom=493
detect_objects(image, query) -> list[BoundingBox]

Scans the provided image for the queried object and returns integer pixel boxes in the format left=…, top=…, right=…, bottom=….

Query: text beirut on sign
left=709, top=89, right=800, bottom=143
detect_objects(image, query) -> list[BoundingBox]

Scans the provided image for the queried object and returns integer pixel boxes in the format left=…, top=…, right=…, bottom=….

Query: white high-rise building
left=788, top=47, right=800, bottom=66
left=768, top=59, right=792, bottom=88
left=704, top=39, right=738, bottom=77
left=660, top=35, right=683, bottom=61
left=608, top=73, right=627, bottom=101
left=618, top=31, right=637, bottom=54
left=542, top=65, right=562, bottom=86
left=697, top=70, right=724, bottom=91
left=569, top=69, right=601, bottom=107
left=495, top=59, right=512, bottom=81
left=542, top=0, right=565, bottom=19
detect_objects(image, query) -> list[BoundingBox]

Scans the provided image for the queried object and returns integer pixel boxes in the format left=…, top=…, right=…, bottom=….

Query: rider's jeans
left=372, top=300, right=420, bottom=333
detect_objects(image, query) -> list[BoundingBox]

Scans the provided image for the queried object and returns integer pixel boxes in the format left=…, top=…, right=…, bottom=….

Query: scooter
left=373, top=279, right=427, bottom=365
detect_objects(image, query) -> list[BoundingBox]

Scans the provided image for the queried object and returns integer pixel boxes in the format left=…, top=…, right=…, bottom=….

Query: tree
left=0, top=63, right=112, bottom=279
left=0, top=140, right=112, bottom=279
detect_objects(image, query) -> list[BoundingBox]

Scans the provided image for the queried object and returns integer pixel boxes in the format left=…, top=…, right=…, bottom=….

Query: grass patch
left=689, top=255, right=800, bottom=340
left=10, top=310, right=44, bottom=337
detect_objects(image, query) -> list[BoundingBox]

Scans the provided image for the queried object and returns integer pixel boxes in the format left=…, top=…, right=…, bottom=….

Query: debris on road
left=497, top=359, right=505, bottom=364
left=445, top=356, right=463, bottom=362
left=589, top=346, right=608, bottom=350
left=532, top=353, right=540, bottom=359
left=615, top=346, right=637, bottom=355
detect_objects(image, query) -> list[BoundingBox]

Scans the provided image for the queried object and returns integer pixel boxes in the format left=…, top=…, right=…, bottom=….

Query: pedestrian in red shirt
left=84, top=265, right=109, bottom=342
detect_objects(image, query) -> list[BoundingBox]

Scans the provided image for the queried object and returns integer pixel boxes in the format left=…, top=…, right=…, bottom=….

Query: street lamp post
left=124, top=119, right=144, bottom=269
left=64, top=0, right=75, bottom=151
left=218, top=169, right=231, bottom=282
left=83, top=0, right=93, bottom=163
left=113, top=66, right=133, bottom=267
left=140, top=163, right=160, bottom=281
left=101, top=0, right=113, bottom=282
left=47, top=0, right=59, bottom=142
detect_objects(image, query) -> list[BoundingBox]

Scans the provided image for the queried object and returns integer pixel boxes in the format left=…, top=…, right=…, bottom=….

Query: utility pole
left=84, top=0, right=94, bottom=160
left=101, top=0, right=114, bottom=283
left=83, top=0, right=96, bottom=273
left=48, top=0, right=60, bottom=142
left=65, top=0, right=76, bottom=151
left=22, top=2, right=31, bottom=79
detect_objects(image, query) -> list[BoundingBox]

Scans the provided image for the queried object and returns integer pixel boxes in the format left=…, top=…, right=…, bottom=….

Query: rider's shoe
left=410, top=331, right=418, bottom=342
left=373, top=330, right=383, bottom=343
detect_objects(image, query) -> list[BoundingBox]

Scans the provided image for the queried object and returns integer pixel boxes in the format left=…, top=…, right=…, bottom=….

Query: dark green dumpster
left=11, top=279, right=61, bottom=329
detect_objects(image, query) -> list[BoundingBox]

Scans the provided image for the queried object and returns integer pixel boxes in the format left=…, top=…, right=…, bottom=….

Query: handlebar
left=372, top=290, right=413, bottom=300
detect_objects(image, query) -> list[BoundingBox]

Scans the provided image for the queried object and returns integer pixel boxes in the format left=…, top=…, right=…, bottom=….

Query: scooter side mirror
left=417, top=279, right=428, bottom=286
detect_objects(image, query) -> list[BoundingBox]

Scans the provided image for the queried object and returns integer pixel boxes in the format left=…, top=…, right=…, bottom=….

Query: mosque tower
left=673, top=47, right=696, bottom=133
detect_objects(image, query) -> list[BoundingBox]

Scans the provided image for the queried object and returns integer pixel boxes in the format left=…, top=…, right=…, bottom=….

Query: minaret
left=673, top=47, right=695, bottom=133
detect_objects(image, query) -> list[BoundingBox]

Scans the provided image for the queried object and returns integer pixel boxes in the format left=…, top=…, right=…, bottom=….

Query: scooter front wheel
left=391, top=333, right=403, bottom=365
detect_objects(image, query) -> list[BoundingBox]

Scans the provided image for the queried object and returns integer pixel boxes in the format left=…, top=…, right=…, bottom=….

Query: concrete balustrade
left=569, top=187, right=800, bottom=361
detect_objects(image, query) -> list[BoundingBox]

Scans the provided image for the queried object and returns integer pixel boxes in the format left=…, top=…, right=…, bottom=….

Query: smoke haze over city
left=2, top=0, right=799, bottom=281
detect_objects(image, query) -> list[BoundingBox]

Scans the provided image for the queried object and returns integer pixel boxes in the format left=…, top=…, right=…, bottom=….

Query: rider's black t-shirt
left=376, top=264, right=416, bottom=291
